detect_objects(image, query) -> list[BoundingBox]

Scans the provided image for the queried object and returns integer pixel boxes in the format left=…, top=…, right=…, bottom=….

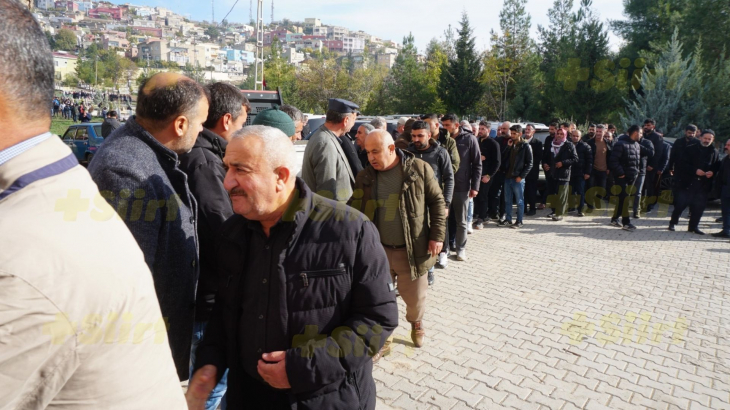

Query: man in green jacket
left=349, top=130, right=446, bottom=360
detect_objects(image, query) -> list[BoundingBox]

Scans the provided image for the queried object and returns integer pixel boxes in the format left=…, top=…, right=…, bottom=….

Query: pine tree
left=384, top=33, right=430, bottom=114
left=620, top=30, right=706, bottom=138
left=439, top=13, right=485, bottom=117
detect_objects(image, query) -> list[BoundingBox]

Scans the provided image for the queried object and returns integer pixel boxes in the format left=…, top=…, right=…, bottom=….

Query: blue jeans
left=504, top=178, right=526, bottom=223
left=190, top=321, right=228, bottom=410
left=467, top=198, right=474, bottom=224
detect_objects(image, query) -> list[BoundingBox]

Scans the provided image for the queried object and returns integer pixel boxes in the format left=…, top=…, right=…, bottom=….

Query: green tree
left=440, top=13, right=485, bottom=117
left=703, top=51, right=730, bottom=141
left=382, top=33, right=430, bottom=114
left=621, top=30, right=706, bottom=138
left=45, top=30, right=56, bottom=49
left=264, top=36, right=297, bottom=103
left=54, top=29, right=78, bottom=51
left=610, top=0, right=684, bottom=63
left=423, top=39, right=448, bottom=113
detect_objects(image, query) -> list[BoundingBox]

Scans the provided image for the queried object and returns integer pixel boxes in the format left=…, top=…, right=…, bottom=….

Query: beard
left=701, top=141, right=712, bottom=147
left=413, top=141, right=427, bottom=149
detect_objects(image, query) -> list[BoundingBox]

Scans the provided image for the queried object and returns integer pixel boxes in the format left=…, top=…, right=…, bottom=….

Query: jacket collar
left=196, top=128, right=228, bottom=159
left=360, top=149, right=418, bottom=187
left=125, top=116, right=180, bottom=163
left=407, top=139, right=441, bottom=153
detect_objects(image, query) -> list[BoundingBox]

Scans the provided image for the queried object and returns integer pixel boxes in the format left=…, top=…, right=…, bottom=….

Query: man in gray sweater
left=88, top=72, right=210, bottom=381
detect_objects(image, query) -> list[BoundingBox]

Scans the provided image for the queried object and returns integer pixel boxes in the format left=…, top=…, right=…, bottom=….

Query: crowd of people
left=1, top=2, right=729, bottom=409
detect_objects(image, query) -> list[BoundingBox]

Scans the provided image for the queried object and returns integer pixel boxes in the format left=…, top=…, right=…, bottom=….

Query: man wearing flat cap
left=302, top=98, right=359, bottom=202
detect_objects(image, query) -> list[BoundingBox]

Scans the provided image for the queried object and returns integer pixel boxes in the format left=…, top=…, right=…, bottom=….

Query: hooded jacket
left=452, top=127, right=482, bottom=192
left=406, top=139, right=454, bottom=206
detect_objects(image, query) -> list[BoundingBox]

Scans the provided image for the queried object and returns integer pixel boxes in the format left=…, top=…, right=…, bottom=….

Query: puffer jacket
left=406, top=139, right=454, bottom=207
left=644, top=130, right=665, bottom=170
left=610, top=134, right=653, bottom=180
left=543, top=140, right=579, bottom=182
left=350, top=149, right=446, bottom=280
left=637, top=137, right=655, bottom=175
left=571, top=140, right=593, bottom=179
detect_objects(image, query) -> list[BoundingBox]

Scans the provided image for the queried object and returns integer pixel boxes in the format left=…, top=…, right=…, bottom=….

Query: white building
left=342, top=36, right=365, bottom=53
left=35, top=0, right=54, bottom=10
left=304, top=18, right=321, bottom=29
left=329, top=26, right=349, bottom=40
left=313, top=26, right=329, bottom=37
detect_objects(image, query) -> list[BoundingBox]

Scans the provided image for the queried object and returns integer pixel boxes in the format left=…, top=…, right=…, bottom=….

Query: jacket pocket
left=287, top=264, right=351, bottom=312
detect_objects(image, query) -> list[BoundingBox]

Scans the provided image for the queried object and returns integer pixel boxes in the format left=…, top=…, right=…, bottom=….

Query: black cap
left=686, top=124, right=698, bottom=131
left=328, top=98, right=359, bottom=114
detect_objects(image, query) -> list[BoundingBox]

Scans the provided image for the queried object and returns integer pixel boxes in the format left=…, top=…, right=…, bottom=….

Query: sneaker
left=547, top=212, right=555, bottom=218
left=622, top=223, right=637, bottom=232
left=610, top=219, right=622, bottom=228
left=577, top=212, right=585, bottom=217
left=427, top=270, right=435, bottom=285
left=436, top=252, right=448, bottom=268
left=498, top=220, right=512, bottom=227
left=472, top=219, right=483, bottom=230
left=467, top=224, right=474, bottom=234
left=489, top=215, right=499, bottom=221
left=456, top=249, right=467, bottom=261
left=668, top=224, right=676, bottom=231
left=511, top=222, right=524, bottom=229
left=551, top=215, right=563, bottom=221
left=449, top=243, right=456, bottom=252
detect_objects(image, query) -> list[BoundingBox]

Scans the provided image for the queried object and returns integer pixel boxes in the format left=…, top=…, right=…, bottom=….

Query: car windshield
left=93, top=125, right=102, bottom=137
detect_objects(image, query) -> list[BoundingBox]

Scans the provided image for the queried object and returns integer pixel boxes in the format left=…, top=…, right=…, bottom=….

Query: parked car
left=59, top=123, right=104, bottom=165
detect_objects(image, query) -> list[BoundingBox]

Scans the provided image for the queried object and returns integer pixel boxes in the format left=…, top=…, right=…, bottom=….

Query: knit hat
left=252, top=107, right=296, bottom=137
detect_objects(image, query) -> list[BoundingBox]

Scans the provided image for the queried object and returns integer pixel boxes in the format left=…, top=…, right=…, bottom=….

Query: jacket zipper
left=351, top=372, right=362, bottom=408
left=300, top=265, right=346, bottom=287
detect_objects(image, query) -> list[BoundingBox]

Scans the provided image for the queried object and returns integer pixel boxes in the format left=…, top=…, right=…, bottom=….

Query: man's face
left=221, top=107, right=248, bottom=140
left=571, top=131, right=581, bottom=144
left=724, top=140, right=730, bottom=154
left=588, top=126, right=595, bottom=136
left=510, top=130, right=521, bottom=142
left=291, top=120, right=303, bottom=142
left=685, top=129, right=696, bottom=138
left=548, top=126, right=556, bottom=137
left=223, top=137, right=279, bottom=220
left=700, top=134, right=714, bottom=147
left=441, top=119, right=459, bottom=135
left=643, top=123, right=655, bottom=134
left=411, top=128, right=431, bottom=150
left=355, top=125, right=369, bottom=148
left=608, top=127, right=616, bottom=135
left=365, top=138, right=396, bottom=171
left=343, top=112, right=357, bottom=133
left=631, top=129, right=643, bottom=141
left=595, top=128, right=604, bottom=139
left=397, top=124, right=405, bottom=134
left=524, top=126, right=535, bottom=139
left=555, top=129, right=566, bottom=141
left=172, top=99, right=208, bottom=154
left=478, top=125, right=489, bottom=138
left=425, top=118, right=439, bottom=137
left=499, top=123, right=510, bottom=136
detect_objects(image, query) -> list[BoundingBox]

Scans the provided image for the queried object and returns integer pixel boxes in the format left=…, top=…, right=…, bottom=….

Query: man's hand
left=543, top=164, right=550, bottom=171
left=657, top=171, right=663, bottom=176
left=481, top=155, right=486, bottom=161
left=481, top=175, right=490, bottom=183
left=647, top=166, right=654, bottom=172
left=258, top=351, right=291, bottom=389
left=428, top=240, right=443, bottom=257
left=469, top=189, right=478, bottom=198
left=584, top=174, right=590, bottom=180
left=607, top=170, right=610, bottom=175
left=706, top=171, right=714, bottom=178
left=515, top=177, right=522, bottom=183
left=556, top=162, right=563, bottom=169
left=186, top=365, right=217, bottom=410
left=696, top=169, right=706, bottom=177
left=618, top=175, right=625, bottom=179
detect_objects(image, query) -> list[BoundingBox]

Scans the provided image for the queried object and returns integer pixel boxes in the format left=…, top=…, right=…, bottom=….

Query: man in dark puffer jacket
left=608, top=125, right=654, bottom=231
left=569, top=129, right=593, bottom=216
left=189, top=126, right=398, bottom=410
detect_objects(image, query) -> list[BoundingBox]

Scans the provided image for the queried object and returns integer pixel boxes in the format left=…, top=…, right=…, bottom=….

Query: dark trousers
left=670, top=184, right=709, bottom=231
left=487, top=171, right=506, bottom=219
left=612, top=177, right=637, bottom=225
left=474, top=179, right=492, bottom=221
left=570, top=177, right=586, bottom=211
left=588, top=169, right=608, bottom=208
left=549, top=180, right=570, bottom=216
left=721, top=196, right=730, bottom=234
left=644, top=170, right=660, bottom=210
left=525, top=177, right=539, bottom=212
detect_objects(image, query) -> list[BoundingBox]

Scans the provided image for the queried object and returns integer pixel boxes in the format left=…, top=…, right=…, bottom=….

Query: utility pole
left=211, top=0, right=215, bottom=25
left=254, top=0, right=264, bottom=90
left=249, top=0, right=253, bottom=23
left=271, top=0, right=274, bottom=25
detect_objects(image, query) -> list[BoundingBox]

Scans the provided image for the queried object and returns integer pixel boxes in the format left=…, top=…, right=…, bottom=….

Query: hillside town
left=30, top=0, right=403, bottom=92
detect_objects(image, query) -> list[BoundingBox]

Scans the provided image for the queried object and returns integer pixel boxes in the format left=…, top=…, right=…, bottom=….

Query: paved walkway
left=374, top=204, right=730, bottom=410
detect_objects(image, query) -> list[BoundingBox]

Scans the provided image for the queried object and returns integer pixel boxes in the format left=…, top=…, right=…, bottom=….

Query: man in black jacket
left=543, top=128, right=578, bottom=221
left=609, top=125, right=653, bottom=231
left=668, top=125, right=699, bottom=177
left=642, top=119, right=666, bottom=213
left=499, top=124, right=533, bottom=228
left=179, top=82, right=250, bottom=409
left=488, top=122, right=511, bottom=220
left=668, top=130, right=720, bottom=234
left=586, top=125, right=611, bottom=210
left=539, top=123, right=559, bottom=209
left=101, top=110, right=122, bottom=137
left=524, top=124, right=542, bottom=216
left=474, top=121, right=501, bottom=226
left=712, top=139, right=730, bottom=238
left=188, top=126, right=398, bottom=410
left=569, top=130, right=593, bottom=216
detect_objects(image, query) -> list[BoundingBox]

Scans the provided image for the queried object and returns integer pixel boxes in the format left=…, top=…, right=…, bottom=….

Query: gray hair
left=231, top=125, right=298, bottom=174
left=280, top=104, right=304, bottom=124
left=370, top=117, right=387, bottom=130
left=359, top=123, right=375, bottom=133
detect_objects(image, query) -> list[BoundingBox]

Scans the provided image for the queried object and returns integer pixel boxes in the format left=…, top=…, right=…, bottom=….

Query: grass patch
left=50, top=118, right=76, bottom=136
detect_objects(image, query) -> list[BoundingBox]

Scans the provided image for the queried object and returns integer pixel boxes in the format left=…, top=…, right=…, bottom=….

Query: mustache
left=229, top=188, right=247, bottom=197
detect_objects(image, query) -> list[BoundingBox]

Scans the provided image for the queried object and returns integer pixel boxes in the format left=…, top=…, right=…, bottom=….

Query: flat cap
left=328, top=98, right=359, bottom=114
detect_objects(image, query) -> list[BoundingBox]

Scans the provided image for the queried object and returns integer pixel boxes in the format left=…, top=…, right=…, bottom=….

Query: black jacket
left=407, top=140, right=455, bottom=206
left=178, top=129, right=233, bottom=321
left=636, top=137, right=655, bottom=175
left=609, top=134, right=653, bottom=180
left=452, top=128, right=482, bottom=192
left=682, top=144, right=720, bottom=192
left=716, top=156, right=730, bottom=198
left=339, top=135, right=364, bottom=177
left=587, top=138, right=613, bottom=171
left=500, top=139, right=533, bottom=180
left=101, top=117, right=121, bottom=138
left=644, top=131, right=665, bottom=171
left=195, top=179, right=398, bottom=409
left=525, top=137, right=542, bottom=180
left=479, top=136, right=502, bottom=178
left=668, top=136, right=699, bottom=174
left=571, top=140, right=593, bottom=179
left=543, top=140, right=579, bottom=182
left=357, top=146, right=370, bottom=169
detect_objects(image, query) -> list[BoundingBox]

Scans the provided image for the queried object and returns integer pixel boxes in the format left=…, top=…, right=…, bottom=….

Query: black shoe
left=717, top=217, right=724, bottom=223
left=547, top=212, right=555, bottom=218
left=633, top=213, right=641, bottom=219
left=498, top=220, right=512, bottom=227
left=489, top=215, right=499, bottom=221
left=610, top=219, right=622, bottom=228
left=692, top=229, right=706, bottom=235
left=622, top=223, right=637, bottom=232
left=711, top=231, right=730, bottom=238
left=427, top=270, right=435, bottom=286
left=449, top=243, right=456, bottom=252
left=525, top=210, right=536, bottom=216
left=668, top=224, right=676, bottom=231
left=577, top=212, right=585, bottom=217
left=511, top=222, right=524, bottom=229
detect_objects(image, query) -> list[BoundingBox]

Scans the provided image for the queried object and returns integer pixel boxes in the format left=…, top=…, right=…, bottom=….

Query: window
left=62, top=128, right=76, bottom=140
left=74, top=128, right=89, bottom=141
left=93, top=125, right=102, bottom=137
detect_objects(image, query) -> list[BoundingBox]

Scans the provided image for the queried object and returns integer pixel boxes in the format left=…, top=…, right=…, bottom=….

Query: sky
left=124, top=0, right=627, bottom=53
